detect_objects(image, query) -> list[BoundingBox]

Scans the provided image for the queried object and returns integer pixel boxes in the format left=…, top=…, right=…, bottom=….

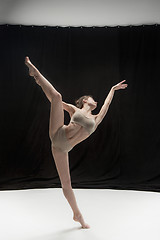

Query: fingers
left=121, top=80, right=128, bottom=88
left=121, top=79, right=126, bottom=83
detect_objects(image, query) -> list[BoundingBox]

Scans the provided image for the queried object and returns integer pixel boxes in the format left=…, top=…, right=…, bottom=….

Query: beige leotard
left=70, top=111, right=96, bottom=135
left=51, top=111, right=96, bottom=152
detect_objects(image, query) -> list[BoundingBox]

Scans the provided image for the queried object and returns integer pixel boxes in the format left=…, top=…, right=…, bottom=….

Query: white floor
left=0, top=187, right=160, bottom=240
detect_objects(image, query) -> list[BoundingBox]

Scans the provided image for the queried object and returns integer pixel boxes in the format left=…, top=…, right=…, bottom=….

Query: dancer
left=25, top=56, right=128, bottom=229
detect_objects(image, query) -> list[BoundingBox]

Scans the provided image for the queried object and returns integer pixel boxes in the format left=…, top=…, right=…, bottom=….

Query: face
left=83, top=97, right=97, bottom=110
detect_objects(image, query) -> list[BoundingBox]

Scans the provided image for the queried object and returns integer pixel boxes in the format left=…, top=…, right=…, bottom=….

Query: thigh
left=49, top=95, right=64, bottom=138
left=51, top=146, right=71, bottom=187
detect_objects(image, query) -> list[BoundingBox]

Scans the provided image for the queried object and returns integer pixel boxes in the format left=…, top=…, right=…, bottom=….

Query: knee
left=62, top=182, right=72, bottom=192
left=62, top=188, right=72, bottom=199
left=51, top=92, right=62, bottom=100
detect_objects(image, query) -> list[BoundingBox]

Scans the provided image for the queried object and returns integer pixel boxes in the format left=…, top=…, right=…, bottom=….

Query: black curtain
left=1, top=24, right=160, bottom=192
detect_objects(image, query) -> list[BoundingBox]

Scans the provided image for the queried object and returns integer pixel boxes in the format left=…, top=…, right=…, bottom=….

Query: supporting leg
left=62, top=185, right=81, bottom=216
left=51, top=147, right=90, bottom=229
left=62, top=185, right=90, bottom=229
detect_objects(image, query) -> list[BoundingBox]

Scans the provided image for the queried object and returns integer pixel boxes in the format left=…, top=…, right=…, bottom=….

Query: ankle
left=34, top=75, right=41, bottom=85
left=74, top=212, right=82, bottom=218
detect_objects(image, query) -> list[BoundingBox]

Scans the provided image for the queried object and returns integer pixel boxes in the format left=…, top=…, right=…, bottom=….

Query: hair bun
left=74, top=95, right=93, bottom=109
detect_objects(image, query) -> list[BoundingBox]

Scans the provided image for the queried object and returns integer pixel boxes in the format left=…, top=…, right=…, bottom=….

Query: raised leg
left=25, top=56, right=58, bottom=102
left=25, top=56, right=64, bottom=137
left=51, top=148, right=90, bottom=229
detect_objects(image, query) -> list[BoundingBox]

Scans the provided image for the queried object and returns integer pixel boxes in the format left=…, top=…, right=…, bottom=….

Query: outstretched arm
left=95, top=80, right=128, bottom=126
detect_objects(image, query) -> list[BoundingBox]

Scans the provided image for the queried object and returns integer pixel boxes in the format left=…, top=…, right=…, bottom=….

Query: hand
left=112, top=80, right=128, bottom=91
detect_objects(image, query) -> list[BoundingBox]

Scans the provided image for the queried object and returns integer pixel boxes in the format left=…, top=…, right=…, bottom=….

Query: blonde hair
left=75, top=95, right=93, bottom=109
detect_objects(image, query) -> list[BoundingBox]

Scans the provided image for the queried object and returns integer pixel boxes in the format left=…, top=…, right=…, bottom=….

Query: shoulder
left=62, top=101, right=79, bottom=115
left=67, top=104, right=79, bottom=114
left=67, top=103, right=78, bottom=110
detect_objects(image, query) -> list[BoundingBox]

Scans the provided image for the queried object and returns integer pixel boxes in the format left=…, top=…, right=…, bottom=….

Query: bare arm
left=95, top=80, right=128, bottom=126
left=62, top=101, right=77, bottom=115
left=95, top=87, right=115, bottom=126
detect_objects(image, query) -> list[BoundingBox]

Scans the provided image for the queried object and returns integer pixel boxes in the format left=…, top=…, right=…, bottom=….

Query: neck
left=82, top=104, right=92, bottom=114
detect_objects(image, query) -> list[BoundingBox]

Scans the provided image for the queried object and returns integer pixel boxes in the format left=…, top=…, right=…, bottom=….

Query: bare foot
left=73, top=214, right=90, bottom=229
left=25, top=56, right=40, bottom=85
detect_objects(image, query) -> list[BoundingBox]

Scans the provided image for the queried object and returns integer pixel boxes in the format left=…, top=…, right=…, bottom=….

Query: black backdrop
left=1, top=24, right=160, bottom=192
